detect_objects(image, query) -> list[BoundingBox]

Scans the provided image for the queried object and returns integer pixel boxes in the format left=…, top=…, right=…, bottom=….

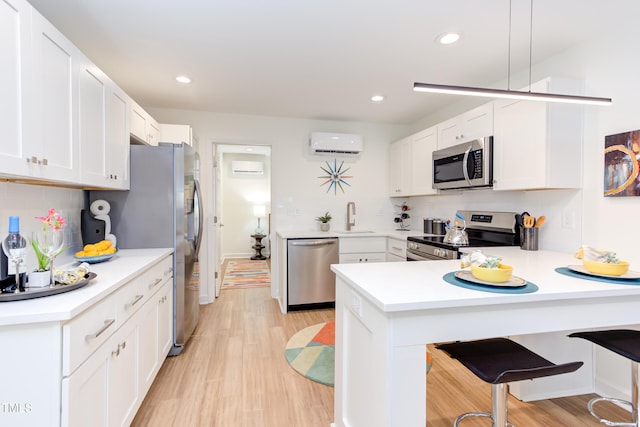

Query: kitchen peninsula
left=331, top=247, right=640, bottom=427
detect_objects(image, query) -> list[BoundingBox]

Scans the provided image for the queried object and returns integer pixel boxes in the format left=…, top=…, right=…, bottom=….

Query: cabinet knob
left=41, top=158, right=48, bottom=166
left=26, top=156, right=38, bottom=164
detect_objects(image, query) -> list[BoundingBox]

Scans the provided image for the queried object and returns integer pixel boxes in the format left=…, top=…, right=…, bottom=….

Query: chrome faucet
left=346, top=202, right=356, bottom=230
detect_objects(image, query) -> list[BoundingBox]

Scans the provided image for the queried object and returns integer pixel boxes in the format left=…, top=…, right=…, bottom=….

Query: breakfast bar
left=331, top=247, right=640, bottom=427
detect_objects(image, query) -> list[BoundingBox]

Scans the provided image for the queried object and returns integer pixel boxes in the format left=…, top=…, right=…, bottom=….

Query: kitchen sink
left=334, top=230, right=376, bottom=234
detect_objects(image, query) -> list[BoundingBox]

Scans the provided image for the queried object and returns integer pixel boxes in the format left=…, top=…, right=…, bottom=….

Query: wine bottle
left=3, top=216, right=27, bottom=292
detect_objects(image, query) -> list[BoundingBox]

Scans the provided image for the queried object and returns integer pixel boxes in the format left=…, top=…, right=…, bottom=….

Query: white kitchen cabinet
left=63, top=310, right=140, bottom=427
left=27, top=7, right=80, bottom=183
left=57, top=253, right=173, bottom=427
left=140, top=277, right=172, bottom=395
left=0, top=0, right=31, bottom=178
left=78, top=56, right=130, bottom=190
left=492, top=77, right=583, bottom=191
left=339, top=236, right=387, bottom=263
left=410, top=126, right=438, bottom=195
left=437, top=103, right=493, bottom=149
left=0, top=2, right=81, bottom=184
left=389, top=137, right=412, bottom=197
left=160, top=123, right=195, bottom=146
left=130, top=100, right=160, bottom=146
left=386, top=237, right=406, bottom=262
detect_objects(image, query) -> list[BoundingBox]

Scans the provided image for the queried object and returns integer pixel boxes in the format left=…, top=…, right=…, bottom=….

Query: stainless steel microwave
left=432, top=137, right=493, bottom=190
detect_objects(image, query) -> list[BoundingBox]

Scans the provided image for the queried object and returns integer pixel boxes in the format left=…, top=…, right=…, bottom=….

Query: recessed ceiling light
left=437, top=32, right=460, bottom=45
left=176, top=75, right=191, bottom=84
left=371, top=95, right=384, bottom=102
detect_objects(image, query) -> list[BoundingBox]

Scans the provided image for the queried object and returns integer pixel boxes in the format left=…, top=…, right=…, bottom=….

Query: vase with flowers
left=29, top=208, right=66, bottom=287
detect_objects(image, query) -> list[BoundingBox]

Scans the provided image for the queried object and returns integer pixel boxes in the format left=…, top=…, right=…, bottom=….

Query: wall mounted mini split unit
left=309, top=132, right=363, bottom=156
left=231, top=160, right=264, bottom=175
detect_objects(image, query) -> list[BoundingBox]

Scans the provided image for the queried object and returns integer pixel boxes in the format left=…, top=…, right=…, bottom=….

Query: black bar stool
left=569, top=329, right=640, bottom=426
left=436, top=338, right=583, bottom=427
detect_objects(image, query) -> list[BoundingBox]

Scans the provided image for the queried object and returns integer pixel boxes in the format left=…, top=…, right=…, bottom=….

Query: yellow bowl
left=583, top=259, right=629, bottom=276
left=471, top=264, right=513, bottom=283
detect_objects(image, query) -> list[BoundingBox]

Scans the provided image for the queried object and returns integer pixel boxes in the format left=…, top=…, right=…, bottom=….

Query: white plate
left=567, top=265, right=640, bottom=280
left=455, top=270, right=527, bottom=288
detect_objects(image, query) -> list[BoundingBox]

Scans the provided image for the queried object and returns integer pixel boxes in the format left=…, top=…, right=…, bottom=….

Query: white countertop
left=0, top=248, right=173, bottom=326
left=331, top=246, right=640, bottom=312
left=276, top=229, right=418, bottom=239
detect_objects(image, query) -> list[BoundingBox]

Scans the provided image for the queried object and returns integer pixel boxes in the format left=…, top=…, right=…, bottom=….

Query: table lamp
left=253, top=205, right=266, bottom=234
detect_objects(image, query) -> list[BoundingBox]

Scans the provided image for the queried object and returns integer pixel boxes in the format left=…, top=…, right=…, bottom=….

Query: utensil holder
left=521, top=228, right=539, bottom=251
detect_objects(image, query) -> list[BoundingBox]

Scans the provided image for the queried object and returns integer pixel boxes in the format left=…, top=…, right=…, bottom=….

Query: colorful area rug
left=285, top=321, right=433, bottom=388
left=285, top=321, right=336, bottom=387
left=222, top=260, right=270, bottom=289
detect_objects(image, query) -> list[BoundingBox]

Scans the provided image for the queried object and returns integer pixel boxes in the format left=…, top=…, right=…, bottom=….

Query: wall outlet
left=350, top=291, right=363, bottom=317
left=562, top=210, right=575, bottom=229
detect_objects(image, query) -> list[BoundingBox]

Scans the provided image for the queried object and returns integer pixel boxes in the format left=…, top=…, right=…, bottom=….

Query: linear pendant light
left=413, top=0, right=612, bottom=106
left=413, top=82, right=612, bottom=106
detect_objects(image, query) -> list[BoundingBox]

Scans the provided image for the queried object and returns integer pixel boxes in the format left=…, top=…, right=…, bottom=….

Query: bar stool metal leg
left=453, top=383, right=515, bottom=427
left=585, top=360, right=639, bottom=426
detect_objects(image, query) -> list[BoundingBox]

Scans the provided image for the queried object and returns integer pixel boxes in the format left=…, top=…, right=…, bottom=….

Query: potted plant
left=316, top=211, right=332, bottom=231
left=29, top=208, right=67, bottom=288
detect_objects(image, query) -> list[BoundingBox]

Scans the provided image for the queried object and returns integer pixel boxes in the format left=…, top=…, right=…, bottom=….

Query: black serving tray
left=0, top=272, right=97, bottom=302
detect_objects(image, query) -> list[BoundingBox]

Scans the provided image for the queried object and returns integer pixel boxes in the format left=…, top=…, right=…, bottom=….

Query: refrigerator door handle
left=193, top=178, right=204, bottom=261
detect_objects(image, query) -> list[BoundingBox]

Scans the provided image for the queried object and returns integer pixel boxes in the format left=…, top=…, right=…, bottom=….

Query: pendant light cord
left=528, top=0, right=533, bottom=92
left=507, top=0, right=512, bottom=91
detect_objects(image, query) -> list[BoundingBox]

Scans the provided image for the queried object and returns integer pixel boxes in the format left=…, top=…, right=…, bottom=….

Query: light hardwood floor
left=132, top=262, right=631, bottom=426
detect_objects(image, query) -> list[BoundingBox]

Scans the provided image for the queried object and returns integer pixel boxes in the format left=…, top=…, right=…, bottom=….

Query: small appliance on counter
left=407, top=210, right=519, bottom=261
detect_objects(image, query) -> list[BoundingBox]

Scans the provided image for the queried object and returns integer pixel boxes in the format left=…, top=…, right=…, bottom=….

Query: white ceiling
left=28, top=0, right=637, bottom=125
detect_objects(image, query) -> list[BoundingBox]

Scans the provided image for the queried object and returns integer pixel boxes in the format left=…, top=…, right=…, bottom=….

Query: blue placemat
left=555, top=267, right=640, bottom=285
left=442, top=272, right=539, bottom=294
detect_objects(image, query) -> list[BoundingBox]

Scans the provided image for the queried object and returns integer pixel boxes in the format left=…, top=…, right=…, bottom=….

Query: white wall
left=220, top=152, right=271, bottom=258
left=147, top=107, right=409, bottom=303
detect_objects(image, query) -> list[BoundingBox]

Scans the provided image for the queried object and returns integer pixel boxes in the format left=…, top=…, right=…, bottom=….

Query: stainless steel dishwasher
left=287, top=237, right=339, bottom=310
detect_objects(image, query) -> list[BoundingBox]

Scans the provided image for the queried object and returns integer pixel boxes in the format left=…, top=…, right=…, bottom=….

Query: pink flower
left=36, top=208, right=67, bottom=231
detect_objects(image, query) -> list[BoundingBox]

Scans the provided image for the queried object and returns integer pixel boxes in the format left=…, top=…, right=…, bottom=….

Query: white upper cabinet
left=160, top=123, right=194, bottom=146
left=410, top=126, right=438, bottom=196
left=79, top=55, right=130, bottom=190
left=437, top=103, right=493, bottom=149
left=0, top=0, right=31, bottom=178
left=492, top=77, right=583, bottom=191
left=28, top=7, right=80, bottom=183
left=389, top=137, right=412, bottom=197
left=130, top=100, right=159, bottom=146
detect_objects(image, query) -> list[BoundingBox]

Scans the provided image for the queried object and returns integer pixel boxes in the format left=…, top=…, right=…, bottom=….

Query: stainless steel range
left=406, top=210, right=520, bottom=261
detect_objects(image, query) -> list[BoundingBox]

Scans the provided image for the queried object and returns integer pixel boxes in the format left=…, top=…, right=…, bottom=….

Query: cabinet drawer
left=339, top=253, right=386, bottom=264
left=63, top=294, right=117, bottom=376
left=339, top=237, right=386, bottom=253
left=387, top=238, right=406, bottom=258
left=114, top=276, right=145, bottom=326
left=147, top=255, right=173, bottom=294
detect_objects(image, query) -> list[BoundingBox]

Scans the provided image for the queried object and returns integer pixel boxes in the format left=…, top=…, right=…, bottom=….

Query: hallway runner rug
left=222, top=260, right=270, bottom=289
left=285, top=321, right=433, bottom=388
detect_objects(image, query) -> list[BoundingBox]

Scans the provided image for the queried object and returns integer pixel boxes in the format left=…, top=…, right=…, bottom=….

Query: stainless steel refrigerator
left=91, top=142, right=203, bottom=356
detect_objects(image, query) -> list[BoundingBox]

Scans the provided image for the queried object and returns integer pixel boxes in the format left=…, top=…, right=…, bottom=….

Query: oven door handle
left=462, top=146, right=472, bottom=185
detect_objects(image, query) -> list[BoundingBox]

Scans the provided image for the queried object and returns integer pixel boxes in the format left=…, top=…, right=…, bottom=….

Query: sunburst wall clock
left=319, top=159, right=352, bottom=194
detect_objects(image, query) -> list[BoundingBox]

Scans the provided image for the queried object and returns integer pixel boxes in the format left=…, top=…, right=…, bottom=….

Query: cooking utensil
left=534, top=215, right=546, bottom=228
left=523, top=215, right=535, bottom=228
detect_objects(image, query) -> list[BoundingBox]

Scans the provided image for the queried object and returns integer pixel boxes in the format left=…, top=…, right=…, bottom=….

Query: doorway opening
left=212, top=144, right=272, bottom=297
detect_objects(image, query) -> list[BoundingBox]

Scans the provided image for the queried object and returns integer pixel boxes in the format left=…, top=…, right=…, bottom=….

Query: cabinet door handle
left=148, top=278, right=162, bottom=290
left=111, top=341, right=127, bottom=357
left=124, top=294, right=144, bottom=309
left=164, top=268, right=173, bottom=276
left=85, top=319, right=115, bottom=341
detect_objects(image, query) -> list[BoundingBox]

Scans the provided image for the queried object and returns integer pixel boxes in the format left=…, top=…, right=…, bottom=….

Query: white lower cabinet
left=386, top=237, right=407, bottom=262
left=339, top=237, right=387, bottom=264
left=140, top=278, right=173, bottom=395
left=60, top=256, right=173, bottom=427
